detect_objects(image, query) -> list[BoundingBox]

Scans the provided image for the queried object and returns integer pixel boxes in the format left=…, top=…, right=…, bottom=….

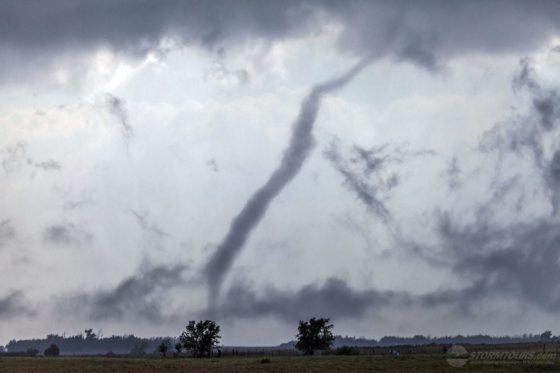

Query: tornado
left=205, top=58, right=372, bottom=303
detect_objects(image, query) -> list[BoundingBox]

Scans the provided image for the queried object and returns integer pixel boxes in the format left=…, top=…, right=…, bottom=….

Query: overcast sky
left=1, top=0, right=560, bottom=346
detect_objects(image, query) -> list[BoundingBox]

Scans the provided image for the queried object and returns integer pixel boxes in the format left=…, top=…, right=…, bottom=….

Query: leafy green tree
left=295, top=317, right=335, bottom=355
left=44, top=344, right=60, bottom=356
left=179, top=320, right=221, bottom=357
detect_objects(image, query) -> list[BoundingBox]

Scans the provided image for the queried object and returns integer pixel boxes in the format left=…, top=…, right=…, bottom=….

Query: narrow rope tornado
left=205, top=58, right=372, bottom=304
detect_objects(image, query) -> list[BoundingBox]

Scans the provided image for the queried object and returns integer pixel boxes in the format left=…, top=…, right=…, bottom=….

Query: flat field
left=1, top=354, right=559, bottom=373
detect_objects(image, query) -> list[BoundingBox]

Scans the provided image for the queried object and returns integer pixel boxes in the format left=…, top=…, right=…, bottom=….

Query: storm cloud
left=2, top=1, right=560, bottom=82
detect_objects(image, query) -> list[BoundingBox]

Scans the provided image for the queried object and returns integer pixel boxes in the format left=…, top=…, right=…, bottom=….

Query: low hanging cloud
left=208, top=278, right=407, bottom=321
left=56, top=264, right=187, bottom=322
left=207, top=275, right=510, bottom=322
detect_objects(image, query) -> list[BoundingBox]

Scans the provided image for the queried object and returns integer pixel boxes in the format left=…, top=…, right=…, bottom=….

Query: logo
left=446, top=345, right=469, bottom=367
left=446, top=344, right=558, bottom=367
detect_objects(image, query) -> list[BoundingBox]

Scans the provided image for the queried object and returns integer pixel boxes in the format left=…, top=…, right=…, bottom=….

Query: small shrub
left=334, top=346, right=360, bottom=355
left=44, top=344, right=60, bottom=356
left=259, top=358, right=271, bottom=364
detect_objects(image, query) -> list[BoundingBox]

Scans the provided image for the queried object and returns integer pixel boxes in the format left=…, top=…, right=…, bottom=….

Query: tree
left=44, top=344, right=60, bottom=356
left=295, top=317, right=335, bottom=355
left=541, top=331, right=552, bottom=341
left=158, top=339, right=170, bottom=358
left=175, top=342, right=183, bottom=354
left=179, top=320, right=221, bottom=357
left=84, top=328, right=96, bottom=340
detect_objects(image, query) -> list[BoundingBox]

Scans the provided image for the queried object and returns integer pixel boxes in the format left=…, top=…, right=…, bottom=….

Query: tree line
left=1, top=319, right=556, bottom=357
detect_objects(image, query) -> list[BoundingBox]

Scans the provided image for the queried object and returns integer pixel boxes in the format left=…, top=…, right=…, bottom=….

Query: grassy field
left=1, top=354, right=560, bottom=372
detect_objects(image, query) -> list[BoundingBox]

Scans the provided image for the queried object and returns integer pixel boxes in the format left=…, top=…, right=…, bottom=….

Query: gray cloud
left=2, top=1, right=560, bottom=82
left=206, top=60, right=250, bottom=86
left=434, top=212, right=560, bottom=313
left=512, top=58, right=560, bottom=131
left=480, top=59, right=560, bottom=214
left=445, top=156, right=462, bottom=190
left=0, top=291, right=35, bottom=319
left=105, top=94, right=133, bottom=140
left=208, top=275, right=504, bottom=322
left=547, top=150, right=560, bottom=215
left=0, top=219, right=15, bottom=248
left=1, top=142, right=61, bottom=173
left=325, top=141, right=433, bottom=221
left=129, top=209, right=169, bottom=239
left=206, top=158, right=219, bottom=172
left=57, top=264, right=187, bottom=321
left=44, top=223, right=93, bottom=246
left=1, top=142, right=27, bottom=173
left=30, top=159, right=62, bottom=171
left=204, top=58, right=371, bottom=303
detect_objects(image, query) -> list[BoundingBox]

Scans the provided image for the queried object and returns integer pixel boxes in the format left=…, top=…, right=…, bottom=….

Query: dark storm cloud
left=128, top=209, right=169, bottom=239
left=204, top=58, right=370, bottom=303
left=2, top=1, right=560, bottom=81
left=105, top=94, right=133, bottom=139
left=57, top=264, right=187, bottom=321
left=0, top=219, right=15, bottom=248
left=44, top=223, right=93, bottom=246
left=0, top=291, right=35, bottom=319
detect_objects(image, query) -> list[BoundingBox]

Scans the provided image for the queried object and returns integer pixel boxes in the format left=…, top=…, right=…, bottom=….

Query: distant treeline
left=3, top=333, right=176, bottom=355
left=280, top=332, right=557, bottom=349
left=2, top=331, right=556, bottom=355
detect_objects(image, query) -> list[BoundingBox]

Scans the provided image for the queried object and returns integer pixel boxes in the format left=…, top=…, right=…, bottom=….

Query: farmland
left=1, top=351, right=559, bottom=373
